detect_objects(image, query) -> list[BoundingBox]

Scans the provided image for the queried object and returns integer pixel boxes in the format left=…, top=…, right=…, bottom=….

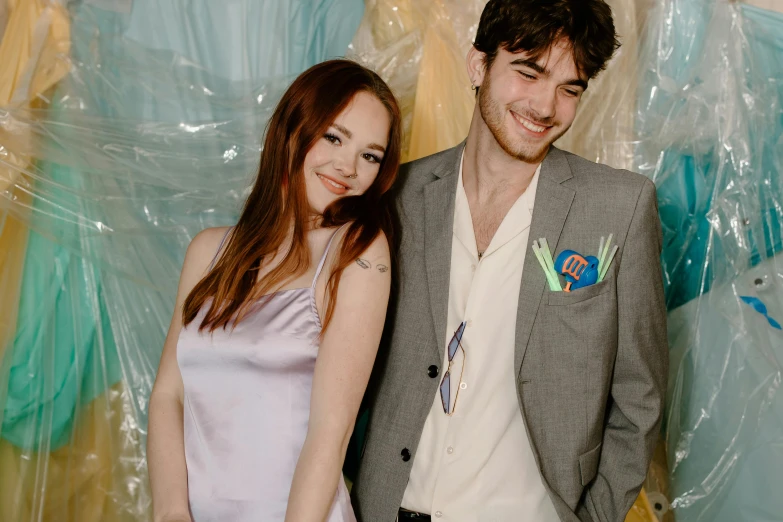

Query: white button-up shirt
left=400, top=156, right=559, bottom=522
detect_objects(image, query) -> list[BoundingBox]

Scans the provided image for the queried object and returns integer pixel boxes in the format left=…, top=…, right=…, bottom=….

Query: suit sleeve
left=584, top=178, right=668, bottom=522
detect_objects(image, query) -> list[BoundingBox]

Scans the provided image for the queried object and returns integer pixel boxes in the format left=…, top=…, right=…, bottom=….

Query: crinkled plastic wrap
left=0, top=1, right=363, bottom=520
left=636, top=1, right=783, bottom=521
left=555, top=0, right=646, bottom=170
left=348, top=0, right=486, bottom=162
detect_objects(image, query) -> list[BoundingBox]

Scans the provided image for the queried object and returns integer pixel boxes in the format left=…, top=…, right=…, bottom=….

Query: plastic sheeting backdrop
left=0, top=0, right=781, bottom=521
left=0, top=0, right=365, bottom=519
left=647, top=2, right=783, bottom=521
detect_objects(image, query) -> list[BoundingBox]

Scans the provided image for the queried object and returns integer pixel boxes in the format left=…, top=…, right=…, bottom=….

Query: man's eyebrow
left=510, top=58, right=548, bottom=74
left=565, top=78, right=588, bottom=90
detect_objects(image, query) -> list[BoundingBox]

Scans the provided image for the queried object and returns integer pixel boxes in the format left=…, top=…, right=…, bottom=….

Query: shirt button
left=446, top=446, right=454, bottom=454
left=427, top=365, right=439, bottom=378
left=401, top=448, right=411, bottom=462
left=471, top=264, right=476, bottom=272
left=460, top=382, right=467, bottom=390
left=435, top=511, right=443, bottom=518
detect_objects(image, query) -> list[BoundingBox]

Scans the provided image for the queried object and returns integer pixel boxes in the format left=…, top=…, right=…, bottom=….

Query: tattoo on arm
left=355, top=258, right=390, bottom=273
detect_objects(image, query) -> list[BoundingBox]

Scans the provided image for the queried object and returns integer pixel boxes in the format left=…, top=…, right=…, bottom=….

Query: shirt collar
left=453, top=151, right=541, bottom=260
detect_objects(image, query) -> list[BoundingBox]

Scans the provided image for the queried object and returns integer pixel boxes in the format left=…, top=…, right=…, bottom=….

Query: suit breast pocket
left=547, top=278, right=611, bottom=306
left=539, top=278, right=617, bottom=353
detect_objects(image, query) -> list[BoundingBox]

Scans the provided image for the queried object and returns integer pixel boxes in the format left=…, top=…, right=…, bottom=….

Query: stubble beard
left=478, top=76, right=571, bottom=164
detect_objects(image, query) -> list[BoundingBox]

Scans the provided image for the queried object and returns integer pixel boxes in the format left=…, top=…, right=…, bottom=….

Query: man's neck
left=462, top=117, right=543, bottom=204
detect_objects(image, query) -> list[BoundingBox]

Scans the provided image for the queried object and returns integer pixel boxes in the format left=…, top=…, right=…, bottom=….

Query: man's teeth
left=520, top=118, right=546, bottom=133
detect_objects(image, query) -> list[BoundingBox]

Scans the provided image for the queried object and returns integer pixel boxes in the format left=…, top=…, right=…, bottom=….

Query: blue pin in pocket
left=554, top=250, right=599, bottom=292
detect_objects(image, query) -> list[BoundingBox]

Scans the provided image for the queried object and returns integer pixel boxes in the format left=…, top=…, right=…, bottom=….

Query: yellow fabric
left=0, top=384, right=146, bottom=522
left=357, top=0, right=476, bottom=162
left=0, top=191, right=30, bottom=362
left=625, top=436, right=672, bottom=522
left=0, top=4, right=130, bottom=522
left=0, top=0, right=9, bottom=43
left=555, top=0, right=640, bottom=170
left=625, top=489, right=659, bottom=522
left=368, top=0, right=419, bottom=50
left=0, top=0, right=70, bottom=356
left=405, top=0, right=475, bottom=162
left=0, top=0, right=71, bottom=107
left=357, top=0, right=422, bottom=156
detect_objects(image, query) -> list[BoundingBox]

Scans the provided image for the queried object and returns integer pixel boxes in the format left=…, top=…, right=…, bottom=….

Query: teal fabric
left=1, top=0, right=364, bottom=450
left=645, top=3, right=783, bottom=521
left=2, top=155, right=122, bottom=450
left=636, top=0, right=783, bottom=310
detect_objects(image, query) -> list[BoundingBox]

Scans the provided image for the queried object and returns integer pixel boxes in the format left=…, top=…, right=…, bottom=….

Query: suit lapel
left=514, top=147, right=575, bottom=377
left=423, top=144, right=464, bottom=361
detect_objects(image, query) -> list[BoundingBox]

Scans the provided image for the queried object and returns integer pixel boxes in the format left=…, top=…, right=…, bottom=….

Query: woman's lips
left=317, top=173, right=350, bottom=195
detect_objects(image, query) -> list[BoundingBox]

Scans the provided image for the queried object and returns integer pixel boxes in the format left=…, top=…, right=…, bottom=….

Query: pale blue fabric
left=2, top=0, right=365, bottom=450
left=666, top=253, right=783, bottom=522
left=124, top=0, right=365, bottom=84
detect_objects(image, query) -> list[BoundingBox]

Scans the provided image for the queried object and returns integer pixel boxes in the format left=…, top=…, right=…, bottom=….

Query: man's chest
left=469, top=197, right=522, bottom=253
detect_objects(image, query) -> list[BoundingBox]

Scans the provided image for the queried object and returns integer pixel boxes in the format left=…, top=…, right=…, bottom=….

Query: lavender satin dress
left=177, top=229, right=356, bottom=521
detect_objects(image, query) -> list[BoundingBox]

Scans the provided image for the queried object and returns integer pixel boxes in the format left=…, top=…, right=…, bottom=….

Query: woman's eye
left=324, top=133, right=340, bottom=144
left=363, top=153, right=382, bottom=164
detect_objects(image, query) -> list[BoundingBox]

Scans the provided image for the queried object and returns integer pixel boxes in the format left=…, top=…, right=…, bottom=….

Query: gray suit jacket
left=352, top=143, right=668, bottom=522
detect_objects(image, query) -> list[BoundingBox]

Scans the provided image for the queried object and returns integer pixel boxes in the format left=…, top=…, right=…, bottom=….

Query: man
left=352, top=1, right=668, bottom=521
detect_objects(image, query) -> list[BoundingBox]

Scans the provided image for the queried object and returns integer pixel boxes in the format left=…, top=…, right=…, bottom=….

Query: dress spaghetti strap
left=310, top=225, right=348, bottom=290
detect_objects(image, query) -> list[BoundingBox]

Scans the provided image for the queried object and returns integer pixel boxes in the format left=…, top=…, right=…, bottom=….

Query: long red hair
left=182, top=59, right=402, bottom=333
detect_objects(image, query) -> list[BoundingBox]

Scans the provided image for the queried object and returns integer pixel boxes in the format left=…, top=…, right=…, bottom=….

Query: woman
left=147, top=59, right=401, bottom=522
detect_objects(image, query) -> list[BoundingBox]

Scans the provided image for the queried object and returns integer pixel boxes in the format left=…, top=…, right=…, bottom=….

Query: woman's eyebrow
left=332, top=123, right=386, bottom=153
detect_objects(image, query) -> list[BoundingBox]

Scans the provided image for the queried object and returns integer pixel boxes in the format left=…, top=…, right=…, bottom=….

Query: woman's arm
left=147, top=228, right=228, bottom=522
left=285, top=233, right=392, bottom=522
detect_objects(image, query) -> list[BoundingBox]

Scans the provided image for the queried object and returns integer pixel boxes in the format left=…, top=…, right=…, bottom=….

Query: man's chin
left=513, top=129, right=567, bottom=161
left=504, top=140, right=552, bottom=164
left=487, top=118, right=562, bottom=163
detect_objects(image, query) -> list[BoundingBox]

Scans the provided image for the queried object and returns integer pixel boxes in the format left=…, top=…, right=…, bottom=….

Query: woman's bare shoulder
left=181, top=226, right=233, bottom=282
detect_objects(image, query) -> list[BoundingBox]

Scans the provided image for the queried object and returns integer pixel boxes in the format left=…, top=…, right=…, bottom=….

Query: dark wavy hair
left=474, top=0, right=621, bottom=80
left=183, top=59, right=402, bottom=333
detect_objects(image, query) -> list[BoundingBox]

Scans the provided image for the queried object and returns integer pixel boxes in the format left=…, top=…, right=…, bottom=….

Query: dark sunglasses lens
left=440, top=372, right=451, bottom=413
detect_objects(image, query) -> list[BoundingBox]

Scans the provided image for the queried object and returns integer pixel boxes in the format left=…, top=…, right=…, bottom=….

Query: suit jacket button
left=401, top=448, right=411, bottom=462
left=427, top=365, right=439, bottom=378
